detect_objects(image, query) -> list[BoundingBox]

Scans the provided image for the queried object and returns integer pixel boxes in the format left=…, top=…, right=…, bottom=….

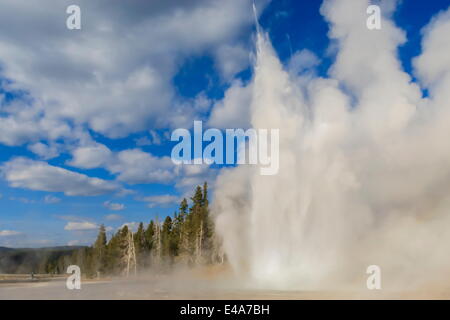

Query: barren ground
left=1, top=267, right=449, bottom=299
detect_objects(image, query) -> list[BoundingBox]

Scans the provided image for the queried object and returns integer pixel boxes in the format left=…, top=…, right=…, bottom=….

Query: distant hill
left=0, top=246, right=87, bottom=274
left=4, top=246, right=85, bottom=252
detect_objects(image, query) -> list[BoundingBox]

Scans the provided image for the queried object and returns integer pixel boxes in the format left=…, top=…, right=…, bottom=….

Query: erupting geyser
left=213, top=0, right=450, bottom=291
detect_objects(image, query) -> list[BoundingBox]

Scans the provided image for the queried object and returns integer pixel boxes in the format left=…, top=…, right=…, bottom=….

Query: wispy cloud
left=64, top=221, right=98, bottom=231
left=140, top=194, right=179, bottom=208
left=103, top=201, right=125, bottom=211
left=104, top=214, right=123, bottom=221
left=0, top=230, right=22, bottom=237
left=9, top=196, right=35, bottom=204
left=44, top=194, right=61, bottom=204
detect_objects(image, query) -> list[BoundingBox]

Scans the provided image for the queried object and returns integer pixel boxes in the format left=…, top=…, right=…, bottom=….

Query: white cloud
left=0, top=0, right=270, bottom=205
left=288, top=49, right=320, bottom=75
left=141, top=194, right=180, bottom=208
left=44, top=194, right=61, bottom=204
left=0, top=0, right=268, bottom=146
left=119, top=222, right=140, bottom=232
left=0, top=230, right=22, bottom=236
left=0, top=103, right=72, bottom=146
left=1, top=157, right=121, bottom=196
left=64, top=221, right=98, bottom=231
left=64, top=143, right=213, bottom=193
left=103, top=201, right=125, bottom=211
left=208, top=80, right=252, bottom=129
left=214, top=43, right=250, bottom=81
left=28, top=142, right=61, bottom=160
left=68, top=143, right=112, bottom=169
left=104, top=214, right=122, bottom=221
left=414, top=9, right=450, bottom=91
left=66, top=145, right=183, bottom=186
left=108, top=149, right=176, bottom=184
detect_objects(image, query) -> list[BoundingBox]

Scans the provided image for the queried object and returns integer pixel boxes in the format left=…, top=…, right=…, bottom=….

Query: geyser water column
left=247, top=30, right=311, bottom=286
left=214, top=0, right=450, bottom=291
left=214, top=15, right=372, bottom=289
left=212, top=1, right=372, bottom=289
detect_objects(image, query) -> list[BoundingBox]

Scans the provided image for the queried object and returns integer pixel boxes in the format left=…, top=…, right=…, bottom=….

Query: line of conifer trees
left=46, top=182, right=222, bottom=277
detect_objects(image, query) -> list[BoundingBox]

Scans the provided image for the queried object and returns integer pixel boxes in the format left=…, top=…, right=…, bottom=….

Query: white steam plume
left=213, top=0, right=450, bottom=291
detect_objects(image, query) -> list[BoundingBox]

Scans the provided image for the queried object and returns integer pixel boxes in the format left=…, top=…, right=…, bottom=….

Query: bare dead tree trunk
left=124, top=230, right=137, bottom=277
left=153, top=219, right=161, bottom=266
left=195, top=221, right=203, bottom=265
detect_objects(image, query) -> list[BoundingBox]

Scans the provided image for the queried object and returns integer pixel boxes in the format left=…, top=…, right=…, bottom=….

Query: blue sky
left=0, top=0, right=449, bottom=247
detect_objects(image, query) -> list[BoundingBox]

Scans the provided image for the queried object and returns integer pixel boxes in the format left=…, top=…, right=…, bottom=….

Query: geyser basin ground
left=1, top=267, right=449, bottom=300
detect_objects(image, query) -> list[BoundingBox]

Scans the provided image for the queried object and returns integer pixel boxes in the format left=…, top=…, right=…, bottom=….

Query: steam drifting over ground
left=214, top=0, right=450, bottom=291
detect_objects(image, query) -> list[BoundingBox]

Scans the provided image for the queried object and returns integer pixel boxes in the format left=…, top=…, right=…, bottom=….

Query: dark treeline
left=46, top=182, right=223, bottom=277
left=0, top=246, right=83, bottom=274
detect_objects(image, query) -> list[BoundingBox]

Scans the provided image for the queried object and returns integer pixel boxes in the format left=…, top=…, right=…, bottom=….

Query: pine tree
left=93, top=224, right=107, bottom=275
left=45, top=181, right=220, bottom=276
left=152, top=218, right=162, bottom=265
left=201, top=182, right=214, bottom=263
left=202, top=182, right=208, bottom=208
left=108, top=231, right=123, bottom=274
left=177, top=198, right=189, bottom=263
left=189, top=186, right=204, bottom=264
left=161, top=216, right=173, bottom=260
left=144, top=220, right=155, bottom=251
left=179, top=198, right=188, bottom=217
left=134, top=222, right=145, bottom=268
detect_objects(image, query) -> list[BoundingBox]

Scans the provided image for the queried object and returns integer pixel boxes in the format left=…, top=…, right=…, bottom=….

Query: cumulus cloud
left=67, top=145, right=182, bottom=185
left=108, top=149, right=176, bottom=184
left=28, top=142, right=62, bottom=160
left=0, top=0, right=270, bottom=211
left=1, top=157, right=120, bottom=196
left=208, top=80, right=252, bottom=129
left=287, top=49, right=320, bottom=74
left=65, top=143, right=215, bottom=190
left=68, top=143, right=113, bottom=169
left=0, top=99, right=72, bottom=146
left=214, top=43, right=250, bottom=80
left=0, top=0, right=268, bottom=146
left=414, top=8, right=450, bottom=92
